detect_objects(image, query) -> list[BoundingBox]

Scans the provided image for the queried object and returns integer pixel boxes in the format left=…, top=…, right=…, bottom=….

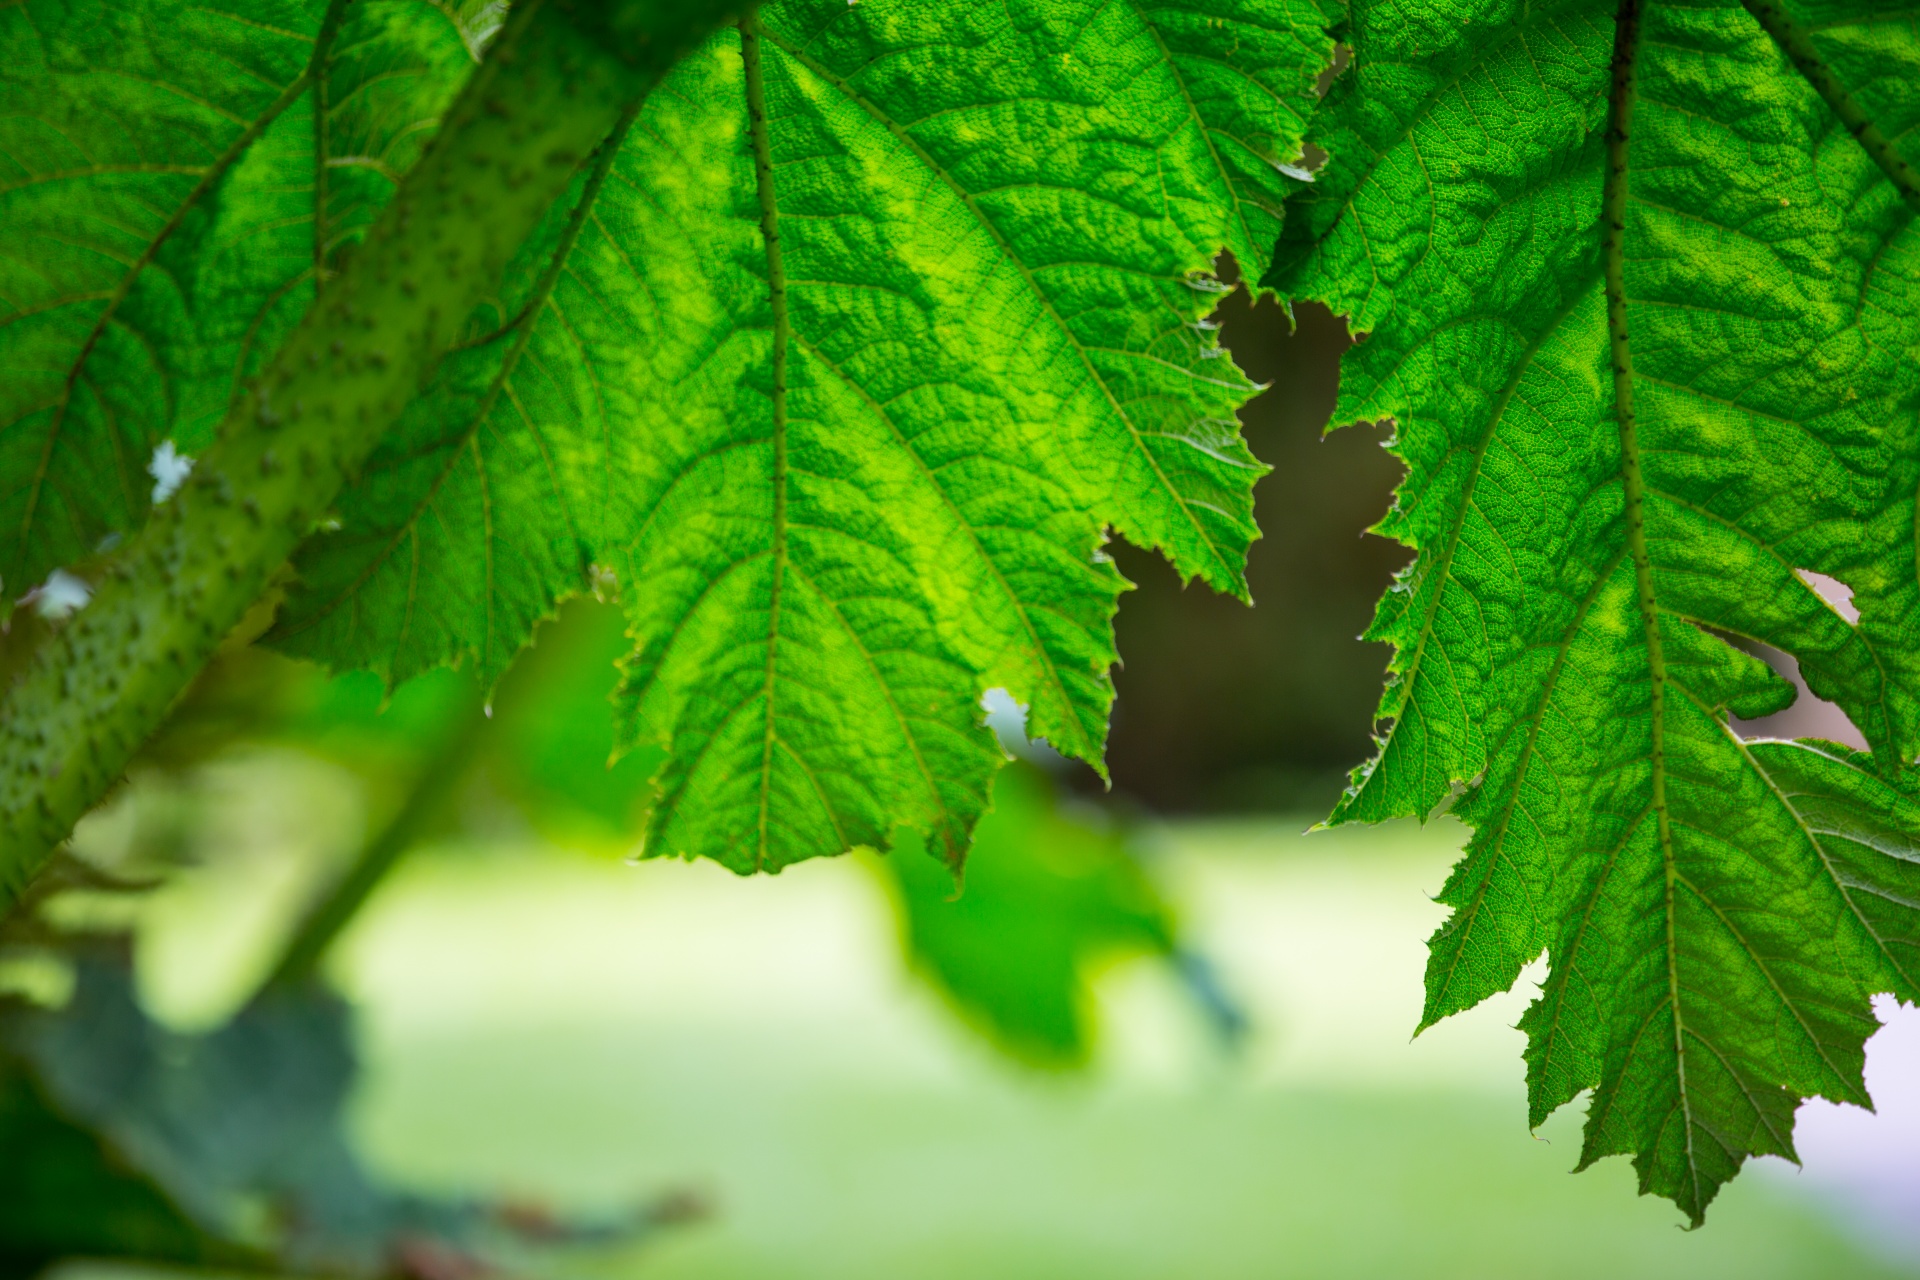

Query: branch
left=0, top=0, right=741, bottom=906
left=263, top=696, right=488, bottom=991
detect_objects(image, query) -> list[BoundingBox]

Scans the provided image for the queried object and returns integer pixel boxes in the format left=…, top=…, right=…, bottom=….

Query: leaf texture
left=0, top=0, right=490, bottom=600
left=1269, top=0, right=1920, bottom=1220
left=270, top=0, right=1332, bottom=872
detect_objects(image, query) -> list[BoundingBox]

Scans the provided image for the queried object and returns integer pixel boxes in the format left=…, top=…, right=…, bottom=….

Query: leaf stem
left=262, top=695, right=487, bottom=990
left=0, top=0, right=742, bottom=909
left=741, top=15, right=789, bottom=872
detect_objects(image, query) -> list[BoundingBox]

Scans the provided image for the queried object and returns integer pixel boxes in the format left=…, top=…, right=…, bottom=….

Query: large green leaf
left=0, top=0, right=492, bottom=600
left=269, top=0, right=1333, bottom=871
left=1269, top=0, right=1920, bottom=1220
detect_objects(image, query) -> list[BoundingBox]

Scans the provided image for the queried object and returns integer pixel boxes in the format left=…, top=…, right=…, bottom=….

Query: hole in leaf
left=1730, top=642, right=1867, bottom=750
left=981, top=688, right=1065, bottom=770
left=1795, top=568, right=1859, bottom=623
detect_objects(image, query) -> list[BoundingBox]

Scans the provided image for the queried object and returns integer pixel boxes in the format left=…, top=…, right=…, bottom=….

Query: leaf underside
left=1269, top=0, right=1920, bottom=1221
left=1, top=0, right=1332, bottom=874
left=264, top=0, right=1333, bottom=872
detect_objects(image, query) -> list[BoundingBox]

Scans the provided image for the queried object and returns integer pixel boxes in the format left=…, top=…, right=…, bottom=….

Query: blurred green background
left=118, top=784, right=1916, bottom=1279
left=7, top=290, right=1916, bottom=1280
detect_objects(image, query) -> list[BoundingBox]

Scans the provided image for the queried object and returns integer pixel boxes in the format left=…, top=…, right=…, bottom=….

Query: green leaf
left=0, top=0, right=487, bottom=599
left=883, top=760, right=1176, bottom=1068
left=269, top=0, right=1333, bottom=872
left=1268, top=0, right=1920, bottom=1220
left=0, top=0, right=735, bottom=893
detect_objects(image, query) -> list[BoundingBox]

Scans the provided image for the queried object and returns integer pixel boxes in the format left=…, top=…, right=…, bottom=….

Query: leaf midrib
left=1600, top=0, right=1704, bottom=1216
left=742, top=16, right=790, bottom=872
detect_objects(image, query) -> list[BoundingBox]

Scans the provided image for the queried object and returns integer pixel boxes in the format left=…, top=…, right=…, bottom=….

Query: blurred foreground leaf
left=885, top=762, right=1195, bottom=1068
left=0, top=939, right=696, bottom=1277
left=0, top=1055, right=242, bottom=1279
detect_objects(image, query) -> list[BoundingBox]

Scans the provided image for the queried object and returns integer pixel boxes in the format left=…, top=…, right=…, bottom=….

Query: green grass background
left=132, top=804, right=1915, bottom=1279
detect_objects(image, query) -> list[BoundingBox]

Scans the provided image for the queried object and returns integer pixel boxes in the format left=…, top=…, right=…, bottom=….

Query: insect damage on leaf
left=267, top=0, right=1334, bottom=873
left=1269, top=0, right=1920, bottom=1223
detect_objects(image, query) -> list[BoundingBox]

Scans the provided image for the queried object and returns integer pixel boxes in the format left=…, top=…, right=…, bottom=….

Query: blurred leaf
left=884, top=762, right=1177, bottom=1068
left=123, top=602, right=651, bottom=852
left=0, top=1053, right=244, bottom=1278
left=2, top=941, right=690, bottom=1277
left=487, top=599, right=663, bottom=848
left=43, top=602, right=657, bottom=1081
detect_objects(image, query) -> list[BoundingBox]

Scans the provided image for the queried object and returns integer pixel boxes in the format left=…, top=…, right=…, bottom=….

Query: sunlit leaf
left=270, top=0, right=1332, bottom=871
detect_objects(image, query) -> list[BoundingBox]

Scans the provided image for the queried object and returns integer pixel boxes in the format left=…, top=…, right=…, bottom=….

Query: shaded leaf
left=0, top=1052, right=242, bottom=1278
left=3, top=945, right=686, bottom=1275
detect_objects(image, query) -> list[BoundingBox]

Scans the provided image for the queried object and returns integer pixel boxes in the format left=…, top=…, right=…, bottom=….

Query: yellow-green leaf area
left=271, top=0, right=1333, bottom=873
